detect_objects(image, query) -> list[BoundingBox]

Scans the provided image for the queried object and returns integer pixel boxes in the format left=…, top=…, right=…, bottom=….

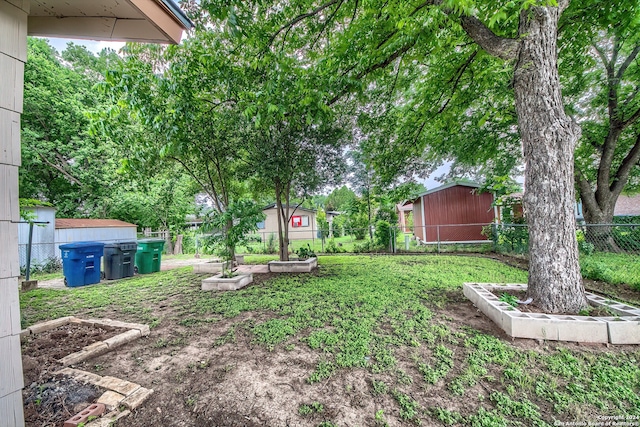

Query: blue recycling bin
left=59, top=242, right=105, bottom=287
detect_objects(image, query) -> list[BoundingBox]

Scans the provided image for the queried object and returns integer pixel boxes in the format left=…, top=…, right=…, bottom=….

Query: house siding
left=259, top=207, right=317, bottom=241
left=0, top=1, right=28, bottom=424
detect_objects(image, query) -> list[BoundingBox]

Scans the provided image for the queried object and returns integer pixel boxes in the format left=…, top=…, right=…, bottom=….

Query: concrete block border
left=202, top=273, right=253, bottom=291
left=193, top=260, right=229, bottom=274
left=463, top=283, right=640, bottom=344
left=22, top=316, right=150, bottom=366
left=268, top=257, right=318, bottom=273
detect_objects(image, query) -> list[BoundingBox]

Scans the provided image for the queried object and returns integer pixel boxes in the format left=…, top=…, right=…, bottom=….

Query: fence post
left=391, top=227, right=396, bottom=253
left=492, top=223, right=497, bottom=252
left=437, top=225, right=441, bottom=253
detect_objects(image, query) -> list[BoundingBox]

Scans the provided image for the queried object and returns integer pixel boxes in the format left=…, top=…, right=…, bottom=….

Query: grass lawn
left=25, top=271, right=63, bottom=281
left=20, top=255, right=640, bottom=426
left=580, top=252, right=640, bottom=290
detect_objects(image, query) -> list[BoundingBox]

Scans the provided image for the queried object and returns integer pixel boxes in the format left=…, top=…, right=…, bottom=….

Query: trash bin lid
left=60, top=241, right=106, bottom=250
left=105, top=241, right=138, bottom=249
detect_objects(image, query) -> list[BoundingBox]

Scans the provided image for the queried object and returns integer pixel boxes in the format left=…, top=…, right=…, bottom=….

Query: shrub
left=325, top=238, right=346, bottom=254
left=353, top=240, right=380, bottom=253
left=295, top=244, right=316, bottom=260
left=266, top=233, right=277, bottom=254
left=374, top=220, right=392, bottom=250
left=581, top=262, right=613, bottom=283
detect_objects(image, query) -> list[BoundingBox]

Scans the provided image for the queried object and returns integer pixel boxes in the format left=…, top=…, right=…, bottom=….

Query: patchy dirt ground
left=67, top=296, right=628, bottom=427
left=21, top=257, right=640, bottom=426
left=21, top=323, right=124, bottom=426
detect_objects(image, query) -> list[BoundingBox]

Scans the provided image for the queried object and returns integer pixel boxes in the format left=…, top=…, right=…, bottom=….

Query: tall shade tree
left=21, top=38, right=122, bottom=216
left=212, top=0, right=592, bottom=312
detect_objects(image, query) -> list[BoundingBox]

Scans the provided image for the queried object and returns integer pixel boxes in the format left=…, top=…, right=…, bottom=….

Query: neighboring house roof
left=397, top=203, right=413, bottom=211
left=614, top=194, right=640, bottom=216
left=263, top=204, right=317, bottom=214
left=55, top=219, right=137, bottom=229
left=412, top=181, right=483, bottom=200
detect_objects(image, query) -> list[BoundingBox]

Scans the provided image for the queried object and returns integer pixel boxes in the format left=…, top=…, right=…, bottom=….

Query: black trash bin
left=104, top=241, right=138, bottom=280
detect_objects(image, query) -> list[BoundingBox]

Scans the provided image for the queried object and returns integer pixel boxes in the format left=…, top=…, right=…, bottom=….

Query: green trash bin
left=135, top=239, right=165, bottom=274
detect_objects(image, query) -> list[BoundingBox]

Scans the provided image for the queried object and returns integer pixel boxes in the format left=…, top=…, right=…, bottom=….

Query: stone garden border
left=463, top=283, right=640, bottom=344
left=21, top=316, right=153, bottom=426
left=268, top=257, right=317, bottom=273
left=21, top=316, right=150, bottom=365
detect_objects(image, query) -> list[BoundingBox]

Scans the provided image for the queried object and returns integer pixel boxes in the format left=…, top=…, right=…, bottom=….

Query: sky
left=46, top=37, right=124, bottom=55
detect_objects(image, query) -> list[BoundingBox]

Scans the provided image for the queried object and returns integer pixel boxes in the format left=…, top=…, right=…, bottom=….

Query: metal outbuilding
left=410, top=182, right=496, bottom=243
left=54, top=219, right=138, bottom=256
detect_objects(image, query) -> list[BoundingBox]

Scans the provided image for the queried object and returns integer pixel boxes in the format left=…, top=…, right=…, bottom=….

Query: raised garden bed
left=21, top=317, right=153, bottom=427
left=268, top=257, right=317, bottom=273
left=202, top=273, right=253, bottom=291
left=192, top=260, right=230, bottom=274
left=464, top=283, right=640, bottom=344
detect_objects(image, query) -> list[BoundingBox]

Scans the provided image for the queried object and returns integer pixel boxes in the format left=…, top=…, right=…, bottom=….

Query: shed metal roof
left=55, top=218, right=137, bottom=229
left=413, top=181, right=482, bottom=200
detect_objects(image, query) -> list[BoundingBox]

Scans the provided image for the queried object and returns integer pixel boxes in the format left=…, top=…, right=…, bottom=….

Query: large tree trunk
left=513, top=5, right=587, bottom=313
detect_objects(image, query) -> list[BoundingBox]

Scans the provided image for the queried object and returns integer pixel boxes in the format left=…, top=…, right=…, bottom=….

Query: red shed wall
left=422, top=186, right=495, bottom=242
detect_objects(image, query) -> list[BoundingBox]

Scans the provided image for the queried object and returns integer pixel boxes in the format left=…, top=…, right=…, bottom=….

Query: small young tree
left=206, top=199, right=265, bottom=276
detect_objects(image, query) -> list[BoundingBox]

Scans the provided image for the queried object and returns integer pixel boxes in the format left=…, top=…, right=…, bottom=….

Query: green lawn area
left=580, top=252, right=640, bottom=290
left=20, top=255, right=640, bottom=426
left=26, top=271, right=63, bottom=281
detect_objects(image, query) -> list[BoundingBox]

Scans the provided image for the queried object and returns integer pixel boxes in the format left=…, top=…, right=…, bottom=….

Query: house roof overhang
left=28, top=0, right=193, bottom=44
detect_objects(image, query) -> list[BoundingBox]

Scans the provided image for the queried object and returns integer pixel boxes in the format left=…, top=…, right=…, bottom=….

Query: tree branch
left=311, top=0, right=346, bottom=49
left=328, top=37, right=419, bottom=105
left=268, top=0, right=341, bottom=47
left=35, top=150, right=82, bottom=186
left=611, top=132, right=640, bottom=195
left=437, top=49, right=478, bottom=114
left=616, top=44, right=640, bottom=80
left=460, top=15, right=519, bottom=60
left=622, top=106, right=640, bottom=128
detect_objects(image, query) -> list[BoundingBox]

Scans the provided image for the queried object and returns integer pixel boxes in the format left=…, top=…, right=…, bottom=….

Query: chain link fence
left=491, top=223, right=640, bottom=255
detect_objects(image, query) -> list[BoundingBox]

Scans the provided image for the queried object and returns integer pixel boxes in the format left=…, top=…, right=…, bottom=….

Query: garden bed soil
left=489, top=289, right=615, bottom=316
left=22, top=323, right=126, bottom=385
left=22, top=323, right=126, bottom=427
left=23, top=374, right=102, bottom=427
